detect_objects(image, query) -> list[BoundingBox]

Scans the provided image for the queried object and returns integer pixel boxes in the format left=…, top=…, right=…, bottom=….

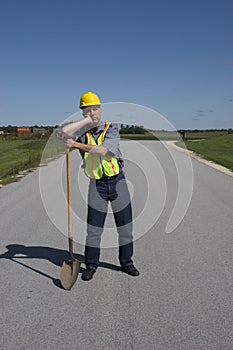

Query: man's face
left=82, top=105, right=102, bottom=125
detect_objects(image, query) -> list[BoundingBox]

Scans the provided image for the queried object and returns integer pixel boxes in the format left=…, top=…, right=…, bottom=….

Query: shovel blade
left=60, top=259, right=81, bottom=290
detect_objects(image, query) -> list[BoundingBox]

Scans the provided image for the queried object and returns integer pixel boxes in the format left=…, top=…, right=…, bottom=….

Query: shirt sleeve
left=102, top=123, right=120, bottom=157
left=74, top=126, right=89, bottom=139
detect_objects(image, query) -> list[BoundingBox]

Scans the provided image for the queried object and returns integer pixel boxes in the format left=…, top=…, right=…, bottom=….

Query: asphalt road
left=0, top=141, right=233, bottom=350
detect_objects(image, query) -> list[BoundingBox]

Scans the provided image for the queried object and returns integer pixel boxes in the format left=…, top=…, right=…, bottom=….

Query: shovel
left=60, top=148, right=81, bottom=290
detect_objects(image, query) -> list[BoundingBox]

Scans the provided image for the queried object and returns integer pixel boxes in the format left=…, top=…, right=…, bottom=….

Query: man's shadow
left=0, top=244, right=121, bottom=290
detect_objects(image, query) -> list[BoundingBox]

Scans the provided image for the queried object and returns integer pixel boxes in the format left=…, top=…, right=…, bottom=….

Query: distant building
left=17, top=127, right=31, bottom=137
left=32, top=127, right=49, bottom=135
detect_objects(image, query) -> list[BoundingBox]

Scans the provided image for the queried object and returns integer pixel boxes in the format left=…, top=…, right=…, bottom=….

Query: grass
left=120, top=131, right=182, bottom=140
left=120, top=130, right=229, bottom=141
left=0, top=136, right=65, bottom=185
left=184, top=130, right=229, bottom=140
left=120, top=133, right=158, bottom=140
left=177, top=134, right=233, bottom=171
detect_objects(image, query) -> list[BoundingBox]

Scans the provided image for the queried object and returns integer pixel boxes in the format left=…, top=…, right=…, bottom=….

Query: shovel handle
left=66, top=148, right=74, bottom=257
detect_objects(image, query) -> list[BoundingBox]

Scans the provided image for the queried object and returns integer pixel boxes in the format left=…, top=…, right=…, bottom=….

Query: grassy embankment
left=0, top=136, right=65, bottom=185
left=176, top=134, right=233, bottom=172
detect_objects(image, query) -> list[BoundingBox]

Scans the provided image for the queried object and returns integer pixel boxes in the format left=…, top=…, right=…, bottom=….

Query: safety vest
left=84, top=122, right=120, bottom=179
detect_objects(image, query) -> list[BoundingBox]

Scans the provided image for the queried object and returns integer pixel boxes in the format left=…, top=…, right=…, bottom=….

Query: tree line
left=1, top=124, right=146, bottom=135
left=119, top=124, right=146, bottom=134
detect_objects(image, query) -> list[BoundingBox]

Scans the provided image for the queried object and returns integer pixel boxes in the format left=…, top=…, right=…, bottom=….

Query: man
left=62, top=92, right=139, bottom=281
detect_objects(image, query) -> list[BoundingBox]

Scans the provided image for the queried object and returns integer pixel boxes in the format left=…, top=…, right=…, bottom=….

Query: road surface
left=0, top=141, right=233, bottom=350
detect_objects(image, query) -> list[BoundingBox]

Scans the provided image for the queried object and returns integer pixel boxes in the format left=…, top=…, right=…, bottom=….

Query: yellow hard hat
left=79, top=91, right=101, bottom=109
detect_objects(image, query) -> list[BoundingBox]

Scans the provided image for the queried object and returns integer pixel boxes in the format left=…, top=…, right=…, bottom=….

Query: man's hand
left=63, top=139, right=110, bottom=158
left=65, top=138, right=76, bottom=148
left=89, top=115, right=100, bottom=127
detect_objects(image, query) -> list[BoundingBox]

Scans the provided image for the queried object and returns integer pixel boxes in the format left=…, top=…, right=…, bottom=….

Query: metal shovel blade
left=60, top=258, right=81, bottom=290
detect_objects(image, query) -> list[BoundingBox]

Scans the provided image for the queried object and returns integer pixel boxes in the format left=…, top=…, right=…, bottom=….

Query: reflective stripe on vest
left=84, top=122, right=120, bottom=179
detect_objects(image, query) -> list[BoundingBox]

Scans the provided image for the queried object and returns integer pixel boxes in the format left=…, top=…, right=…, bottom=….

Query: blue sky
left=1, top=0, right=233, bottom=129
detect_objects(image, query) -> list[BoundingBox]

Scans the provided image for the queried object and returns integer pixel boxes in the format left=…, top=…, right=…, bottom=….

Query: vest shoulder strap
left=86, top=122, right=111, bottom=145
left=98, top=122, right=111, bottom=144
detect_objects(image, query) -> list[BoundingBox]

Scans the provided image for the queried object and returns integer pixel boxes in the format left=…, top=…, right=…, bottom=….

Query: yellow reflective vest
left=84, top=122, right=120, bottom=179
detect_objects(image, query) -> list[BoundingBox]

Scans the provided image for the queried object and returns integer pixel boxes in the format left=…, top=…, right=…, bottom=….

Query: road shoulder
left=165, top=140, right=233, bottom=178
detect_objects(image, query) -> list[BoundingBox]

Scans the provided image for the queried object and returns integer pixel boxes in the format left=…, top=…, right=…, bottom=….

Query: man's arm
left=62, top=116, right=96, bottom=138
left=65, top=139, right=111, bottom=159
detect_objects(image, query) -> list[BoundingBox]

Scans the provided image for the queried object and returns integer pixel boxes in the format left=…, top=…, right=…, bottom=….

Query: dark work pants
left=85, top=172, right=133, bottom=269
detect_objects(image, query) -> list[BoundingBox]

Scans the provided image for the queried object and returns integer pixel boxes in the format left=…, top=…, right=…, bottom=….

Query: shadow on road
left=0, top=244, right=122, bottom=289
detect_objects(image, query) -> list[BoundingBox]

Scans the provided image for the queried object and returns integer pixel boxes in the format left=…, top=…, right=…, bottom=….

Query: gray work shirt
left=75, top=122, right=124, bottom=171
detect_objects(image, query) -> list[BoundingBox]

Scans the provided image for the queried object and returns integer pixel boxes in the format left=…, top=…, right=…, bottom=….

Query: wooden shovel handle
left=66, top=148, right=73, bottom=257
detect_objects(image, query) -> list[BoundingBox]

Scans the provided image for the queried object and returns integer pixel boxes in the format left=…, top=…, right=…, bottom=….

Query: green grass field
left=184, top=130, right=229, bottom=140
left=120, top=131, right=183, bottom=140
left=120, top=130, right=229, bottom=141
left=0, top=136, right=65, bottom=185
left=178, top=134, right=233, bottom=171
left=120, top=133, right=158, bottom=140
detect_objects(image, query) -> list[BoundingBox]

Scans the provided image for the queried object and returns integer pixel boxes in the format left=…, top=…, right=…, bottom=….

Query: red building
left=17, top=127, right=31, bottom=137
